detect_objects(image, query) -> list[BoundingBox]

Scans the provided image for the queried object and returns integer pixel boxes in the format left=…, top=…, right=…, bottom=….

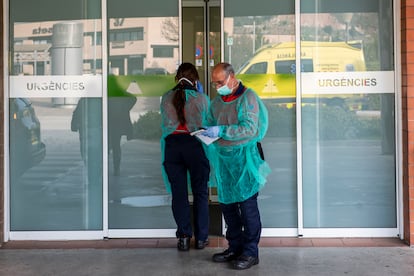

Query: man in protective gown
left=201, top=62, right=271, bottom=270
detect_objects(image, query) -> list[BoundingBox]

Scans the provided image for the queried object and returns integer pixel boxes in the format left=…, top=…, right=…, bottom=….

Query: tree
left=161, top=17, right=179, bottom=42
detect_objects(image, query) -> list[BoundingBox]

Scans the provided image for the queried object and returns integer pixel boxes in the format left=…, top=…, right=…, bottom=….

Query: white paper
left=190, top=129, right=220, bottom=145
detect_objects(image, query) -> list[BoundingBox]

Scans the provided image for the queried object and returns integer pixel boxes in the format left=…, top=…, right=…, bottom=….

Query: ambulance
left=236, top=41, right=367, bottom=110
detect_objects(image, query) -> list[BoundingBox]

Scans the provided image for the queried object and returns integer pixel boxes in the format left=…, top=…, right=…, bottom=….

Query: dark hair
left=173, top=63, right=199, bottom=125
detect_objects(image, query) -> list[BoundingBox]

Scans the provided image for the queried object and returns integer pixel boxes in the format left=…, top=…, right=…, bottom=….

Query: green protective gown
left=207, top=87, right=271, bottom=204
left=160, top=88, right=210, bottom=193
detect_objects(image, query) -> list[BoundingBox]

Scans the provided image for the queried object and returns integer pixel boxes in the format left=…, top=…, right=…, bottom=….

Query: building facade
left=1, top=0, right=414, bottom=246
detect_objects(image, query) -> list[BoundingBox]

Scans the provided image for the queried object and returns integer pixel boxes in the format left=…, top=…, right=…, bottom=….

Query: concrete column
left=51, top=21, right=83, bottom=105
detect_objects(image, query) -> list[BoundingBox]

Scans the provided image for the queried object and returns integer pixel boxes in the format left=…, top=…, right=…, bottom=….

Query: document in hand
left=190, top=129, right=220, bottom=145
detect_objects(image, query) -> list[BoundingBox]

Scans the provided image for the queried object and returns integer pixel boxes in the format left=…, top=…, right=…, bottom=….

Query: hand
left=202, top=126, right=221, bottom=138
left=196, top=81, right=204, bottom=93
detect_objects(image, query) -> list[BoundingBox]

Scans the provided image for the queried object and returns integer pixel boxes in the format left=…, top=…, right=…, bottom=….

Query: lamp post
left=247, top=16, right=256, bottom=54
left=343, top=13, right=353, bottom=43
left=253, top=19, right=256, bottom=54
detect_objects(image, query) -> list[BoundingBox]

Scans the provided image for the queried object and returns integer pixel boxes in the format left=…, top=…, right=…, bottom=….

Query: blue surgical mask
left=217, top=85, right=232, bottom=96
left=217, top=76, right=232, bottom=96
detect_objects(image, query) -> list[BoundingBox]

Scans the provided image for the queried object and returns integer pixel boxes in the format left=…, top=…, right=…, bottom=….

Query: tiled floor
left=1, top=237, right=408, bottom=249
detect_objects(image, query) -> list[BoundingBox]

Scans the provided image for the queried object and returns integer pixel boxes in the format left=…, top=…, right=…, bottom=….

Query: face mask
left=177, top=77, right=194, bottom=86
left=217, top=76, right=232, bottom=96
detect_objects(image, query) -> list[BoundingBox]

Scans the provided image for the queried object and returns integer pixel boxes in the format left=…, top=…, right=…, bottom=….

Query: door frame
left=4, top=0, right=402, bottom=241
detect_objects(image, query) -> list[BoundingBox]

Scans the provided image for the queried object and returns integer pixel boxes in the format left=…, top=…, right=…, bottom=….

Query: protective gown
left=160, top=87, right=210, bottom=192
left=207, top=88, right=271, bottom=204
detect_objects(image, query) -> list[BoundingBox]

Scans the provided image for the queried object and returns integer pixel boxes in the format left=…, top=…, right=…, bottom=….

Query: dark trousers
left=220, top=193, right=261, bottom=257
left=163, top=134, right=210, bottom=241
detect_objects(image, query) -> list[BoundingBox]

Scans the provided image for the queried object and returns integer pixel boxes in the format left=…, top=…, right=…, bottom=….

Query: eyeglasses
left=211, top=75, right=230, bottom=89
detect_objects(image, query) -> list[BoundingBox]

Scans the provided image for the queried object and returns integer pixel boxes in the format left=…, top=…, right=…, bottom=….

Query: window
left=275, top=59, right=314, bottom=74
left=244, top=62, right=267, bottom=74
left=152, top=45, right=174, bottom=58
left=109, top=28, right=143, bottom=42
left=85, top=32, right=102, bottom=45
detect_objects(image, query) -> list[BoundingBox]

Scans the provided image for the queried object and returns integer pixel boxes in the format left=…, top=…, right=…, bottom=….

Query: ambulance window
left=302, top=59, right=314, bottom=72
left=244, top=62, right=267, bottom=74
left=275, top=59, right=314, bottom=74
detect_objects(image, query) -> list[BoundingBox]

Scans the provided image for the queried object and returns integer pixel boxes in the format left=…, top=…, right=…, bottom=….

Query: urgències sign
left=301, top=71, right=395, bottom=95
left=9, top=75, right=103, bottom=98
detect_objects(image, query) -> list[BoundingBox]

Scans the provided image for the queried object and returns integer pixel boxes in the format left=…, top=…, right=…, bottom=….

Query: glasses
left=211, top=75, right=229, bottom=89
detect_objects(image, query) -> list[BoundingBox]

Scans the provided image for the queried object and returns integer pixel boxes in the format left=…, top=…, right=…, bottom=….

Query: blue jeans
left=220, top=193, right=261, bottom=257
left=163, top=134, right=210, bottom=241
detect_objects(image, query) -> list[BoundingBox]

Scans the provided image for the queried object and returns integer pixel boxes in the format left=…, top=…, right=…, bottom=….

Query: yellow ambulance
left=236, top=41, right=366, bottom=110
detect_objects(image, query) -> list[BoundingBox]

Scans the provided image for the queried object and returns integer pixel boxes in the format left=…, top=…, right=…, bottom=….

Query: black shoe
left=233, top=255, right=259, bottom=270
left=212, top=249, right=240, bottom=262
left=177, top=237, right=190, bottom=251
left=195, top=239, right=209, bottom=249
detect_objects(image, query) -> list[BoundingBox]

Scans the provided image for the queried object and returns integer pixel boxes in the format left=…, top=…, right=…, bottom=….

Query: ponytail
left=172, top=62, right=200, bottom=125
left=172, top=85, right=186, bottom=125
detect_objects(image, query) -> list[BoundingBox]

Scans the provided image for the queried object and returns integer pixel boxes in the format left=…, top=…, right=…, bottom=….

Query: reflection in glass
left=107, top=14, right=178, bottom=229
left=108, top=93, right=137, bottom=176
left=301, top=6, right=396, bottom=228
left=10, top=97, right=103, bottom=230
left=224, top=9, right=297, bottom=228
left=9, top=98, right=46, bottom=179
left=12, top=19, right=102, bottom=77
left=9, top=3, right=103, bottom=230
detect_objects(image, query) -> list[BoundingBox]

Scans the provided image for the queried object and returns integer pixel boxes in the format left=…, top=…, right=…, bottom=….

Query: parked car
left=9, top=98, right=46, bottom=177
left=144, top=67, right=169, bottom=75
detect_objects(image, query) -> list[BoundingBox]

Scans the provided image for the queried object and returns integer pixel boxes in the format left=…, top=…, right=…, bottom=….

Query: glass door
left=223, top=0, right=298, bottom=236
left=106, top=0, right=179, bottom=237
left=182, top=1, right=221, bottom=97
left=223, top=0, right=398, bottom=237
left=6, top=0, right=399, bottom=240
left=8, top=0, right=103, bottom=238
left=182, top=0, right=223, bottom=235
left=300, top=0, right=398, bottom=236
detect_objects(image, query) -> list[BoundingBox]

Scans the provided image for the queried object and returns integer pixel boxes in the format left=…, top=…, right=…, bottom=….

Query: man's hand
left=202, top=126, right=221, bottom=138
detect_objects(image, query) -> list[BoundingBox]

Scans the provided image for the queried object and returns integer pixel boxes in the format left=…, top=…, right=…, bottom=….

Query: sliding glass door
left=223, top=0, right=398, bottom=237
left=300, top=0, right=397, bottom=235
left=9, top=0, right=103, bottom=236
left=6, top=0, right=398, bottom=239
